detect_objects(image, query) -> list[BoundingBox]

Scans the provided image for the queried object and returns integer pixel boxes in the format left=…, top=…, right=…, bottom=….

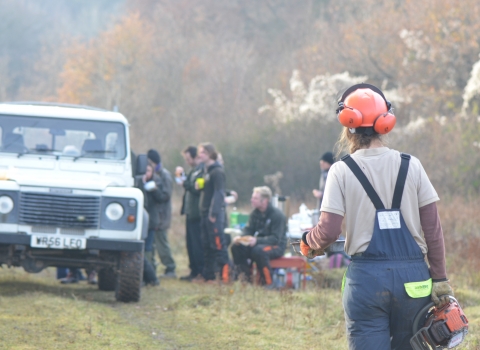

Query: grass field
left=1, top=198, right=480, bottom=349
left=1, top=266, right=479, bottom=349
left=0, top=267, right=350, bottom=350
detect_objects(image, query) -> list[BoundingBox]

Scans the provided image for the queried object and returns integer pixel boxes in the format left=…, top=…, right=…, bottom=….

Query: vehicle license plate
left=31, top=235, right=86, bottom=249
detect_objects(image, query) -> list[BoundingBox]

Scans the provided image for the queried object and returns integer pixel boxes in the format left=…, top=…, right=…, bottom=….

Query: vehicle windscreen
left=0, top=115, right=127, bottom=160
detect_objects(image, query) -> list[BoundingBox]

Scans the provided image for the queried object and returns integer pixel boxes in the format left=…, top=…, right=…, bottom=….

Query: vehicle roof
left=0, top=102, right=128, bottom=124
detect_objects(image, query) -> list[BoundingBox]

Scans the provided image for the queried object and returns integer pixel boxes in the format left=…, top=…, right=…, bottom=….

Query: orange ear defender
left=373, top=112, right=396, bottom=134
left=336, top=83, right=396, bottom=135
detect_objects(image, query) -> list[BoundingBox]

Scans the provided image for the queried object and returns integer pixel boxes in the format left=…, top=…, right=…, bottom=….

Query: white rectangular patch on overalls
left=378, top=211, right=401, bottom=229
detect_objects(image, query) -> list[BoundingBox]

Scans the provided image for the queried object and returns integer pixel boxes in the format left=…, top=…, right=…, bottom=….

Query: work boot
left=160, top=269, right=177, bottom=279
left=60, top=272, right=78, bottom=284
left=264, top=283, right=278, bottom=291
left=179, top=274, right=194, bottom=282
left=88, top=270, right=98, bottom=285
left=149, top=279, right=160, bottom=286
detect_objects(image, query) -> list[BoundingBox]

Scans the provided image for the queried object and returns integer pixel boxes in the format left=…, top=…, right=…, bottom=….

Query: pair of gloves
left=301, top=232, right=454, bottom=308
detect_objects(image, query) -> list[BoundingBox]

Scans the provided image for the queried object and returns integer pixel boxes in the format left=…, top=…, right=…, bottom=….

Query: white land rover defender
left=0, top=102, right=149, bottom=302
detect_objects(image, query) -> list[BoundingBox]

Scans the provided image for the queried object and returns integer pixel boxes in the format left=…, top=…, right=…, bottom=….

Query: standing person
left=176, top=146, right=205, bottom=282
left=312, top=151, right=334, bottom=209
left=139, top=164, right=162, bottom=286
left=195, top=142, right=229, bottom=283
left=216, top=151, right=238, bottom=248
left=147, top=149, right=176, bottom=278
left=231, top=186, right=286, bottom=286
left=300, top=84, right=453, bottom=349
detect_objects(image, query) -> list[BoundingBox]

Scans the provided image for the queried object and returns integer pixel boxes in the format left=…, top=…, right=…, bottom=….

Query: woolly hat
left=320, top=152, right=334, bottom=165
left=147, top=149, right=161, bottom=165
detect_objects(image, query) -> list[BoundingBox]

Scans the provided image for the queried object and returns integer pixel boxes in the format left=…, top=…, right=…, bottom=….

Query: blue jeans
left=145, top=229, right=155, bottom=252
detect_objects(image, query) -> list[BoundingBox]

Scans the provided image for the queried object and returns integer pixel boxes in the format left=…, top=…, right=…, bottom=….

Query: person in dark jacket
left=195, top=142, right=229, bottom=283
left=231, top=186, right=287, bottom=286
left=176, top=145, right=204, bottom=281
left=313, top=151, right=334, bottom=209
left=130, top=164, right=160, bottom=286
left=147, top=149, right=176, bottom=278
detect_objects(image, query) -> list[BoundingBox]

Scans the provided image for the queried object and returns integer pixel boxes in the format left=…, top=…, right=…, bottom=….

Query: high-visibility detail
left=404, top=278, right=432, bottom=298
left=342, top=267, right=347, bottom=294
left=215, top=236, right=222, bottom=250
left=263, top=267, right=272, bottom=285
left=222, top=264, right=229, bottom=283
left=263, top=246, right=272, bottom=251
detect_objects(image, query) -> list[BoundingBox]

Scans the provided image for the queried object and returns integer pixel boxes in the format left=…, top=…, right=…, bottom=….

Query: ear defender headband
left=336, top=83, right=396, bottom=135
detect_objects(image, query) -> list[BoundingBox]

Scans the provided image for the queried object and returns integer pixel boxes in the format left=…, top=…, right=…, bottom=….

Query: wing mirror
left=135, top=154, right=147, bottom=176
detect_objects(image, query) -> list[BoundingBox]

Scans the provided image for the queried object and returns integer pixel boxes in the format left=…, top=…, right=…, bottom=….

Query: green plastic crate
left=230, top=212, right=249, bottom=229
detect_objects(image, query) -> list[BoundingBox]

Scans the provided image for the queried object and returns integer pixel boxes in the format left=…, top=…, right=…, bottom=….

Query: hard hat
left=336, top=83, right=396, bottom=135
left=410, top=296, right=469, bottom=350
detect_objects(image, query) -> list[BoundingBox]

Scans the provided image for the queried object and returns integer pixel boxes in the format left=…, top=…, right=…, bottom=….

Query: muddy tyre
left=98, top=267, right=116, bottom=291
left=115, top=251, right=143, bottom=302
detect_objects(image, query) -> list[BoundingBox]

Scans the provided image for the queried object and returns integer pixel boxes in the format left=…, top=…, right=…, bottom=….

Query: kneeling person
left=232, top=186, right=286, bottom=286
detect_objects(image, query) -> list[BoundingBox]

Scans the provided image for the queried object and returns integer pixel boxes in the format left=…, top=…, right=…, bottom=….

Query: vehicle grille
left=19, top=192, right=100, bottom=229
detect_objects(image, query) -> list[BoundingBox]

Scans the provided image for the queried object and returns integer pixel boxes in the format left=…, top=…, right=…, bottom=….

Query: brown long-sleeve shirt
left=306, top=202, right=447, bottom=279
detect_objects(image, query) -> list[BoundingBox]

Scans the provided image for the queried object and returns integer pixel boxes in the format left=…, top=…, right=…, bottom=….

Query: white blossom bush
left=461, top=54, right=480, bottom=116
left=259, top=70, right=413, bottom=126
left=399, top=29, right=435, bottom=64
left=258, top=70, right=366, bottom=124
left=460, top=54, right=480, bottom=151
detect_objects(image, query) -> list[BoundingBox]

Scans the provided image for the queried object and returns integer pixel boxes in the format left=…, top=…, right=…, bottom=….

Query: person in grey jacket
left=147, top=149, right=176, bottom=278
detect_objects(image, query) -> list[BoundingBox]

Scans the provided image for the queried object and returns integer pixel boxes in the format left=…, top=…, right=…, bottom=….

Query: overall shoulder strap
left=391, top=153, right=411, bottom=209
left=341, top=154, right=385, bottom=210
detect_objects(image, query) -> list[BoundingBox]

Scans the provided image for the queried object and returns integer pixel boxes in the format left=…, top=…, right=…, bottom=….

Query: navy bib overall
left=341, top=154, right=431, bottom=350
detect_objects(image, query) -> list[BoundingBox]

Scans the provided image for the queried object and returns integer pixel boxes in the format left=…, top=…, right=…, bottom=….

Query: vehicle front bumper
left=0, top=233, right=144, bottom=252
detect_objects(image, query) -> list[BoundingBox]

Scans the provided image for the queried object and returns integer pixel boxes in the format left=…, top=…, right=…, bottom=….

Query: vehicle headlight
left=105, top=202, right=124, bottom=221
left=0, top=195, right=14, bottom=214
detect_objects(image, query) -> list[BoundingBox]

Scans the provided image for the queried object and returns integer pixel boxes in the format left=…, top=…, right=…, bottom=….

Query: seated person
left=231, top=186, right=286, bottom=286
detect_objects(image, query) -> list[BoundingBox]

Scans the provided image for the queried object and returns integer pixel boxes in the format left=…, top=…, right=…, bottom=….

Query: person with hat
left=147, top=149, right=176, bottom=278
left=300, top=84, right=453, bottom=349
left=313, top=151, right=335, bottom=209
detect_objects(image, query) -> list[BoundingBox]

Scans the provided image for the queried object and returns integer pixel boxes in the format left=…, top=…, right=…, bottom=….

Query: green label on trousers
left=404, top=278, right=432, bottom=298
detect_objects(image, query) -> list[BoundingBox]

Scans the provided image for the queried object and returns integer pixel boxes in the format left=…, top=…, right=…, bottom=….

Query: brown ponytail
left=336, top=128, right=384, bottom=156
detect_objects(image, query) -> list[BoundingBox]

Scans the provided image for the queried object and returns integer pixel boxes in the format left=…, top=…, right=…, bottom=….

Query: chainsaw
left=410, top=296, right=468, bottom=349
left=289, top=238, right=345, bottom=257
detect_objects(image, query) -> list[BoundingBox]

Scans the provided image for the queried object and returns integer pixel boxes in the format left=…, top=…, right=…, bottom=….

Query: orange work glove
left=300, top=232, right=324, bottom=259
